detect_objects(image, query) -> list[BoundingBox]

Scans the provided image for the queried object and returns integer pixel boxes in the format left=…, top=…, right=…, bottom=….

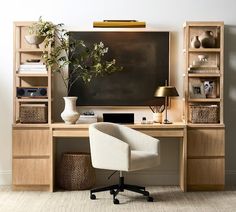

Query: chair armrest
left=89, top=126, right=130, bottom=171
left=118, top=125, right=160, bottom=154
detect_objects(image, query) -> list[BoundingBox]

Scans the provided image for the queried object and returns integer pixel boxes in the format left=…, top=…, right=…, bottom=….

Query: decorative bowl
left=24, top=35, right=46, bottom=48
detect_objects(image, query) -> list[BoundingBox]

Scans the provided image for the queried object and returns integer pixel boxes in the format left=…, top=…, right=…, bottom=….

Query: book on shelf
left=18, top=63, right=47, bottom=73
left=17, top=70, right=47, bottom=74
left=188, top=65, right=220, bottom=74
left=19, top=64, right=46, bottom=69
left=188, top=69, right=220, bottom=74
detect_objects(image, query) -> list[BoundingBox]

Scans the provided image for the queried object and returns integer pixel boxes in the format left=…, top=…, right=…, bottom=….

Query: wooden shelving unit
left=12, top=22, right=53, bottom=191
left=184, top=21, right=225, bottom=191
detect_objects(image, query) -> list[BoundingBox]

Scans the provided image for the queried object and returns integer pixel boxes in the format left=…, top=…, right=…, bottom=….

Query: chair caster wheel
left=90, top=194, right=96, bottom=200
left=144, top=191, right=149, bottom=196
left=113, top=198, right=119, bottom=204
left=147, top=196, right=153, bottom=202
left=110, top=189, right=115, bottom=195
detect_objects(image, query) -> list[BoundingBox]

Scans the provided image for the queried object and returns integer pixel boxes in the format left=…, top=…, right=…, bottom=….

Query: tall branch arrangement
left=29, top=17, right=123, bottom=94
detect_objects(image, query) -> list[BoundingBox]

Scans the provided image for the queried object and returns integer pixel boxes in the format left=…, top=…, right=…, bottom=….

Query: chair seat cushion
left=130, top=150, right=160, bottom=171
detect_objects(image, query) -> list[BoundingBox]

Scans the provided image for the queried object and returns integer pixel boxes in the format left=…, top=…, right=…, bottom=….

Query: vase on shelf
left=199, top=30, right=215, bottom=48
left=61, top=97, right=80, bottom=124
left=190, top=35, right=201, bottom=48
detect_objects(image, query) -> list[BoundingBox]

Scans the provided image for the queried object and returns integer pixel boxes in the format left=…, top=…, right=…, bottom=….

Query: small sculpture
left=190, top=36, right=201, bottom=48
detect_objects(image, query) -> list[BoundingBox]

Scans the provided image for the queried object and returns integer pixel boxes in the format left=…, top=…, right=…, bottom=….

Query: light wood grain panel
left=20, top=77, right=48, bottom=87
left=13, top=128, right=50, bottom=156
left=180, top=127, right=187, bottom=191
left=13, top=158, right=50, bottom=185
left=188, top=128, right=224, bottom=157
left=187, top=158, right=224, bottom=186
left=52, top=128, right=184, bottom=138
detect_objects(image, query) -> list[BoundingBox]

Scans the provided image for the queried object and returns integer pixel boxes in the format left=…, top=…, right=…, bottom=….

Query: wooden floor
left=0, top=186, right=236, bottom=212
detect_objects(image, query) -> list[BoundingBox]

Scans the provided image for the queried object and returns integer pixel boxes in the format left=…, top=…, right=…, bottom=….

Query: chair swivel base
left=90, top=176, right=153, bottom=204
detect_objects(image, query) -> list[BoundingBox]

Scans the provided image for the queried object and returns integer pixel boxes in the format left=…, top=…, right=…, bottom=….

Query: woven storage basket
left=59, top=152, right=95, bottom=190
left=189, top=105, right=219, bottom=123
left=20, top=104, right=47, bottom=123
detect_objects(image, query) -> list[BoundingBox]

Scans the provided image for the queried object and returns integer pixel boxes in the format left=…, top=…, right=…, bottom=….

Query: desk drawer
left=13, top=128, right=50, bottom=156
left=12, top=158, right=50, bottom=185
left=188, top=128, right=224, bottom=157
left=187, top=158, right=224, bottom=188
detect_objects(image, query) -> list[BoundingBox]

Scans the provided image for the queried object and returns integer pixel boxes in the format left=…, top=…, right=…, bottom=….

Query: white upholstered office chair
left=89, top=122, right=160, bottom=204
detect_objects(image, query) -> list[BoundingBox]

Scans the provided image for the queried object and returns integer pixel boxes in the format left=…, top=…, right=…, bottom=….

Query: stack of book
left=18, top=62, right=47, bottom=74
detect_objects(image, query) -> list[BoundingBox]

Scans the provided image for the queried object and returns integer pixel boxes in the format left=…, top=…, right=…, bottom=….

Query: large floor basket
left=59, top=152, right=96, bottom=190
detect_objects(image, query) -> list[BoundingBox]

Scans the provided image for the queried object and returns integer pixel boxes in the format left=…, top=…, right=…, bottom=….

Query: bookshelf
left=184, top=21, right=225, bottom=191
left=12, top=22, right=52, bottom=191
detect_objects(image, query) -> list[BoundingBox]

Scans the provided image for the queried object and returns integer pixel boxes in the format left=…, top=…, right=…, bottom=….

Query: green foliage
left=28, top=16, right=64, bottom=48
left=29, top=17, right=123, bottom=94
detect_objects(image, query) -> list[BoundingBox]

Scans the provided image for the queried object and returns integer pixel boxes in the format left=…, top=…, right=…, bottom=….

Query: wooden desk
left=51, top=122, right=187, bottom=192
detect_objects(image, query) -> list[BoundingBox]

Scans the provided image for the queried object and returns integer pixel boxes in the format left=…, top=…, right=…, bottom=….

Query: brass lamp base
left=163, top=119, right=172, bottom=124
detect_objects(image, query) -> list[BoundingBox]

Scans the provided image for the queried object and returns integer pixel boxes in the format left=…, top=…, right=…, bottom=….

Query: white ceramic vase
left=153, top=113, right=162, bottom=123
left=61, top=97, right=80, bottom=124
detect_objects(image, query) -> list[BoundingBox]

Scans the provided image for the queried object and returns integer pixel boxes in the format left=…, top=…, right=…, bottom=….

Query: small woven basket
left=20, top=104, right=47, bottom=123
left=189, top=105, right=219, bottom=123
left=59, top=152, right=95, bottom=190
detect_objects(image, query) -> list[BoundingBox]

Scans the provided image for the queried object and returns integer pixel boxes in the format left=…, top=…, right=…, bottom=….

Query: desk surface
left=51, top=122, right=186, bottom=138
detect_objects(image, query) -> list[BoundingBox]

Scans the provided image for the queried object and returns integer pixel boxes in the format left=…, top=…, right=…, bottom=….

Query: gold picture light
left=93, top=20, right=146, bottom=28
left=154, top=86, right=179, bottom=124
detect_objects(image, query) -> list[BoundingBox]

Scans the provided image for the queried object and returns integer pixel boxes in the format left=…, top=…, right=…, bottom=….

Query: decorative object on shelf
left=24, top=35, right=46, bottom=48
left=61, top=97, right=80, bottom=124
left=198, top=54, right=208, bottom=62
left=20, top=104, right=48, bottom=123
left=189, top=104, right=219, bottom=123
left=93, top=20, right=146, bottom=28
left=154, top=86, right=179, bottom=124
left=199, top=30, right=216, bottom=48
left=204, top=80, right=217, bottom=98
left=141, top=117, right=147, bottom=124
left=26, top=16, right=63, bottom=49
left=190, top=35, right=201, bottom=48
left=189, top=82, right=206, bottom=98
left=77, top=111, right=98, bottom=124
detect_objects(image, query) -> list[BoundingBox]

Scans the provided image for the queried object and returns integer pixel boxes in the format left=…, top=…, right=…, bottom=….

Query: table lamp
left=154, top=86, right=179, bottom=124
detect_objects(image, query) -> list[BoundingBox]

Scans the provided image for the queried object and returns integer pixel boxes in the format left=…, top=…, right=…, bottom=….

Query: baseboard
left=95, top=170, right=179, bottom=186
left=0, top=170, right=12, bottom=185
left=226, top=170, right=236, bottom=185
left=1, top=170, right=236, bottom=186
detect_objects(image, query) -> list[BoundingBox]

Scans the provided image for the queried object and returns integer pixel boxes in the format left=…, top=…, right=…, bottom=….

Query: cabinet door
left=187, top=158, right=224, bottom=188
left=188, top=128, right=224, bottom=157
left=13, top=128, right=50, bottom=156
left=12, top=158, right=50, bottom=185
